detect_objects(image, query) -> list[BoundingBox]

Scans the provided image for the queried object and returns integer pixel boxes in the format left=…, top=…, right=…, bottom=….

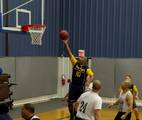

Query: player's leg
left=114, top=112, right=124, bottom=120
left=68, top=85, right=77, bottom=120
left=133, top=100, right=139, bottom=120
left=124, top=112, right=131, bottom=120
left=114, top=112, right=131, bottom=120
left=68, top=84, right=84, bottom=120
left=68, top=102, right=74, bottom=120
left=133, top=107, right=139, bottom=120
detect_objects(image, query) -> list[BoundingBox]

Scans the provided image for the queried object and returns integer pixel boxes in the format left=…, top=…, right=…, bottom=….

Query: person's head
left=124, top=74, right=132, bottom=80
left=78, top=50, right=85, bottom=58
left=92, top=80, right=102, bottom=92
left=121, top=79, right=131, bottom=91
left=124, top=74, right=132, bottom=83
left=78, top=49, right=88, bottom=65
left=21, top=103, right=35, bottom=119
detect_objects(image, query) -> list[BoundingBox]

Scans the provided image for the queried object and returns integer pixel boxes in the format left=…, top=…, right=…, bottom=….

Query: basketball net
left=29, top=27, right=46, bottom=45
left=21, top=24, right=46, bottom=45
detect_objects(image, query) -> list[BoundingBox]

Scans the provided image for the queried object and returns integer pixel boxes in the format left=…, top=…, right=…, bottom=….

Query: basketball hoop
left=21, top=24, right=46, bottom=45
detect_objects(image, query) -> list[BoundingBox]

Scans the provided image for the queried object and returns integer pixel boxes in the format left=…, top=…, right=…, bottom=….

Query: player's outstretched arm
left=108, top=99, right=120, bottom=108
left=62, top=40, right=77, bottom=65
left=60, top=30, right=77, bottom=65
left=62, top=39, right=73, bottom=58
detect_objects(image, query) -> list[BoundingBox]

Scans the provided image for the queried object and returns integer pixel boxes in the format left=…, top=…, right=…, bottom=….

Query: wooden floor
left=14, top=107, right=142, bottom=120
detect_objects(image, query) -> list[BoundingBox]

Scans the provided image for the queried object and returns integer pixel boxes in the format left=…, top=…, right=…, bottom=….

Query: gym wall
left=0, top=57, right=58, bottom=100
left=0, top=57, right=142, bottom=101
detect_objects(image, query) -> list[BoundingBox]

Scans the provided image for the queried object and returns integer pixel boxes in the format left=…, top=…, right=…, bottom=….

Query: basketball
left=59, top=30, right=69, bottom=40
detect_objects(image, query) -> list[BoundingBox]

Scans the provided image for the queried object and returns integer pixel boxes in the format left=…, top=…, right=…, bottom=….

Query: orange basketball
left=59, top=30, right=69, bottom=40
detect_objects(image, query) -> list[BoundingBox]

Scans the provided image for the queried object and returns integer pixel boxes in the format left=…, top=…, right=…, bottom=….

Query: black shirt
left=72, top=62, right=88, bottom=86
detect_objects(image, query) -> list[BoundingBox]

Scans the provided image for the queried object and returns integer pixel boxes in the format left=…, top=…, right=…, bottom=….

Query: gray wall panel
left=0, top=57, right=141, bottom=100
left=0, top=57, right=16, bottom=83
left=91, top=58, right=142, bottom=98
left=13, top=57, right=58, bottom=100
left=115, top=59, right=142, bottom=98
left=91, top=58, right=115, bottom=97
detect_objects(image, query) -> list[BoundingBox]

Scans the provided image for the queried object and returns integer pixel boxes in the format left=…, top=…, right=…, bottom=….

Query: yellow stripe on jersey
left=133, top=85, right=139, bottom=95
left=70, top=55, right=77, bottom=65
left=70, top=55, right=94, bottom=77
left=86, top=69, right=94, bottom=77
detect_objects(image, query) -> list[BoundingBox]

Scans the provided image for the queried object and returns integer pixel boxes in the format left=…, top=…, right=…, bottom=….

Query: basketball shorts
left=75, top=117, right=84, bottom=120
left=114, top=112, right=131, bottom=120
left=68, top=84, right=84, bottom=103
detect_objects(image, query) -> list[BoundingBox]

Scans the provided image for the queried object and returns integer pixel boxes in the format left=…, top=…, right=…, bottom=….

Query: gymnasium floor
left=13, top=107, right=142, bottom=120
left=9, top=98, right=142, bottom=120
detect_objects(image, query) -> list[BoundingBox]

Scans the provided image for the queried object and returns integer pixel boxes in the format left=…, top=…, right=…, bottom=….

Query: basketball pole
left=5, top=0, right=9, bottom=56
left=41, top=0, right=45, bottom=25
left=0, top=0, right=3, bottom=30
left=0, top=12, right=2, bottom=31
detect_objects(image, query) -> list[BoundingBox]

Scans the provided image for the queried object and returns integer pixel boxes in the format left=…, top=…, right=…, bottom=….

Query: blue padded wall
left=0, top=33, right=6, bottom=56
left=60, top=0, right=142, bottom=58
left=0, top=0, right=142, bottom=57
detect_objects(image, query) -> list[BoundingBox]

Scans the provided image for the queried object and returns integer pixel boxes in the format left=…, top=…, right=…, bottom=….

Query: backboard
left=0, top=0, right=45, bottom=32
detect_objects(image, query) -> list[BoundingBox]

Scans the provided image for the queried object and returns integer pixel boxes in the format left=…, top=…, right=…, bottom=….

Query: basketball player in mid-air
left=62, top=39, right=94, bottom=120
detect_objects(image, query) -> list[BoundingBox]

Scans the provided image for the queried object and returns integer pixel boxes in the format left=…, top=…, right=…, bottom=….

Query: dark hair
left=23, top=103, right=35, bottom=113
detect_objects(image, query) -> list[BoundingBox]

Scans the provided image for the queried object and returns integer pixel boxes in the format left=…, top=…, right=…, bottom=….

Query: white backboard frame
left=16, top=9, right=31, bottom=28
left=0, top=0, right=45, bottom=32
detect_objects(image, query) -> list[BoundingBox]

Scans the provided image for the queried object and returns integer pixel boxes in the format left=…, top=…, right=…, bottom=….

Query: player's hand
left=135, top=96, right=139, bottom=100
left=120, top=114, right=126, bottom=120
left=62, top=96, right=68, bottom=101
left=62, top=39, right=69, bottom=44
left=62, top=98, right=66, bottom=101
left=108, top=103, right=113, bottom=108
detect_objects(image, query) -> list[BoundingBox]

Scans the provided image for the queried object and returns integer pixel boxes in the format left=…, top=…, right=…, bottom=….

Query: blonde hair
left=92, top=80, right=101, bottom=91
left=124, top=74, right=132, bottom=80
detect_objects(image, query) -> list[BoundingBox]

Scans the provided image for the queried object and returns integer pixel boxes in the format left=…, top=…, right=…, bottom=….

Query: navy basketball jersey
left=71, top=62, right=88, bottom=86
